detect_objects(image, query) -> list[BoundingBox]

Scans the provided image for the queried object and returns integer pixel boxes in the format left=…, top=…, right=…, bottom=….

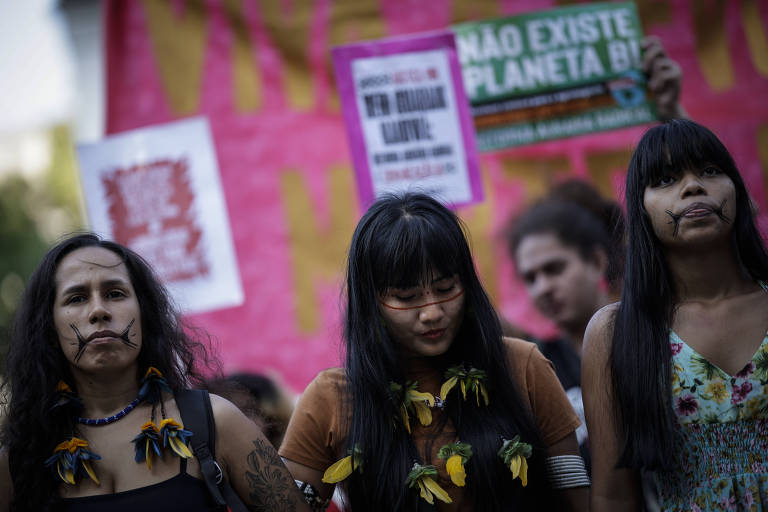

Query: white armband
left=544, top=455, right=590, bottom=489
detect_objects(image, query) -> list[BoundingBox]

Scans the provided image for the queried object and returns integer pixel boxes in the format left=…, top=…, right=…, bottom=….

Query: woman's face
left=53, top=246, right=143, bottom=376
left=378, top=273, right=465, bottom=358
left=642, top=163, right=736, bottom=248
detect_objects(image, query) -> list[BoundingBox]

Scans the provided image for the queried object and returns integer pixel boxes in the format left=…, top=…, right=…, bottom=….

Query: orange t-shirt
left=279, top=337, right=580, bottom=511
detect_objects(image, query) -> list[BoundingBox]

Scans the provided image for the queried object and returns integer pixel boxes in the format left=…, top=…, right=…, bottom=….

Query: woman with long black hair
left=0, top=233, right=309, bottom=511
left=279, top=192, right=589, bottom=511
left=583, top=119, right=768, bottom=510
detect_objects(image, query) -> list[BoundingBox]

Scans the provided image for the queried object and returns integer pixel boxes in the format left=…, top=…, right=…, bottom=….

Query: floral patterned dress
left=653, top=330, right=768, bottom=511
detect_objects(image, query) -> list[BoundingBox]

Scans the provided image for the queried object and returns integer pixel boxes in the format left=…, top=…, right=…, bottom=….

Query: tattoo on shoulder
left=245, top=439, right=297, bottom=512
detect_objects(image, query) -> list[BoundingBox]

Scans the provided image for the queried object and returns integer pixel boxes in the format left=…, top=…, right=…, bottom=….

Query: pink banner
left=106, top=0, right=768, bottom=391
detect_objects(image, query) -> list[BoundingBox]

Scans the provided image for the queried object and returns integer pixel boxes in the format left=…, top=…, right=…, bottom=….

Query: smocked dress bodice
left=653, top=331, right=768, bottom=511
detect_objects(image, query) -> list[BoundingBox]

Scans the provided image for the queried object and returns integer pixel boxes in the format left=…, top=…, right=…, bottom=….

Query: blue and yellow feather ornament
left=132, top=421, right=163, bottom=469
left=159, top=418, right=193, bottom=459
left=138, top=367, right=172, bottom=404
left=50, top=381, right=83, bottom=414
left=44, top=437, right=101, bottom=485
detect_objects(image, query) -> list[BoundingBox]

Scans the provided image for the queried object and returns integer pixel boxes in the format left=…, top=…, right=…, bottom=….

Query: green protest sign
left=453, top=2, right=657, bottom=150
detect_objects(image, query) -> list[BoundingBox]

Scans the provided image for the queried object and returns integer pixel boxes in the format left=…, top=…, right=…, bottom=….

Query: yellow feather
left=81, top=460, right=100, bottom=485
left=69, top=438, right=89, bottom=451
left=167, top=438, right=182, bottom=457
left=422, top=476, right=453, bottom=503
left=401, top=405, right=411, bottom=433
left=413, top=401, right=433, bottom=427
left=322, top=455, right=353, bottom=483
left=439, top=376, right=458, bottom=400
left=417, top=480, right=434, bottom=504
left=58, top=464, right=75, bottom=485
left=480, top=383, right=489, bottom=406
left=144, top=366, right=163, bottom=378
left=408, top=390, right=434, bottom=407
left=509, top=455, right=521, bottom=479
left=446, top=454, right=466, bottom=486
left=159, top=417, right=182, bottom=429
left=460, top=380, right=466, bottom=400
left=179, top=440, right=193, bottom=458
left=169, top=436, right=193, bottom=458
left=520, top=457, right=528, bottom=487
left=166, top=436, right=178, bottom=456
left=54, top=440, right=71, bottom=453
left=145, top=441, right=153, bottom=470
left=141, top=420, right=159, bottom=432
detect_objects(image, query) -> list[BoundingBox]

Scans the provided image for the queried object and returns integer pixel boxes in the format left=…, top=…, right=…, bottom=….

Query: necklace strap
left=77, top=397, right=142, bottom=426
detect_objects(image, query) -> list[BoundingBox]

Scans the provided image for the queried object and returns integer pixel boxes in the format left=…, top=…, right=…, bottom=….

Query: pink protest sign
left=333, top=31, right=483, bottom=208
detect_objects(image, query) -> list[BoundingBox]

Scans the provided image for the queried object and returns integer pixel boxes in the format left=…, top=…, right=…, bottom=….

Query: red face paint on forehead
left=379, top=289, right=465, bottom=310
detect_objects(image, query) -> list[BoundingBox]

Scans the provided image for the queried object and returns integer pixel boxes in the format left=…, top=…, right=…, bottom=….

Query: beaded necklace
left=77, top=397, right=142, bottom=426
left=46, top=367, right=193, bottom=486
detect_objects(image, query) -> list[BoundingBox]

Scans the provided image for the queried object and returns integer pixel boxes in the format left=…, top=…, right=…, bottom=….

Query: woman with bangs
left=583, top=119, right=768, bottom=511
left=279, top=192, right=590, bottom=511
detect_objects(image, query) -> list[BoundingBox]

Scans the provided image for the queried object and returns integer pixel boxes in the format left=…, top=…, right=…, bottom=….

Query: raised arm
left=581, top=304, right=641, bottom=511
left=211, top=395, right=310, bottom=512
left=642, top=35, right=687, bottom=121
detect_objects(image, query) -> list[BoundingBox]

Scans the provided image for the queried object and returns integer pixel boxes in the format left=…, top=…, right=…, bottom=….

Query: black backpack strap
left=175, top=389, right=248, bottom=512
left=220, top=475, right=248, bottom=512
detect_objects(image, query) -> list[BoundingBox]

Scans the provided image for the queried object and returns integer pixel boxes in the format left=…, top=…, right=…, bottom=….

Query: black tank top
left=60, top=459, right=218, bottom=511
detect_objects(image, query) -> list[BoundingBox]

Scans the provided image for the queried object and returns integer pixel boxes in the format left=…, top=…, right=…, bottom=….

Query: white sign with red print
left=77, top=117, right=243, bottom=315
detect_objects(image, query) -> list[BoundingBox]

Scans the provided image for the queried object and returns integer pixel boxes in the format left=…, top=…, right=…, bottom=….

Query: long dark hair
left=342, top=192, right=555, bottom=510
left=1, top=233, right=216, bottom=511
left=611, top=119, right=768, bottom=469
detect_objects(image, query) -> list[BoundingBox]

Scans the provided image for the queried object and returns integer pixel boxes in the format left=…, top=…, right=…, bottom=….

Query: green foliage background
left=0, top=126, right=84, bottom=374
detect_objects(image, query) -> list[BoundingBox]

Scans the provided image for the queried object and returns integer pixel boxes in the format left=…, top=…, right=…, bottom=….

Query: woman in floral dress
left=582, top=119, right=768, bottom=511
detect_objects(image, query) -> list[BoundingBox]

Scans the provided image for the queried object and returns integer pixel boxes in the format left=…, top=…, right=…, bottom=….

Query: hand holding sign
left=642, top=35, right=687, bottom=121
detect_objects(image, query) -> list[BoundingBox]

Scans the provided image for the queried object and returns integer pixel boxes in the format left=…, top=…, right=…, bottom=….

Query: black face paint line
left=712, top=199, right=731, bottom=224
left=119, top=318, right=138, bottom=349
left=69, top=318, right=138, bottom=362
left=71, top=324, right=88, bottom=362
left=665, top=200, right=731, bottom=238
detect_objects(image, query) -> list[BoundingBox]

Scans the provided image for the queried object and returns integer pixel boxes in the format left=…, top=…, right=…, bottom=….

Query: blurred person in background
left=506, top=182, right=623, bottom=471
left=204, top=372, right=295, bottom=449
